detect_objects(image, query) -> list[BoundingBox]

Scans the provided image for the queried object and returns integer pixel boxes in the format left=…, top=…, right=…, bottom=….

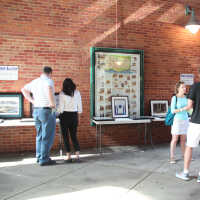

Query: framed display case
left=0, top=93, right=23, bottom=118
left=90, top=47, right=144, bottom=123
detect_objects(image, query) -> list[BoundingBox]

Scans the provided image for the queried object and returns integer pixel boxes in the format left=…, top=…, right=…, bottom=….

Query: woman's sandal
left=169, top=158, right=176, bottom=164
left=64, top=159, right=73, bottom=163
left=73, top=158, right=82, bottom=163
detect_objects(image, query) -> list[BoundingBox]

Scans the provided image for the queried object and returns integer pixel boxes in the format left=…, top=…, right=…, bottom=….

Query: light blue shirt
left=171, top=96, right=188, bottom=120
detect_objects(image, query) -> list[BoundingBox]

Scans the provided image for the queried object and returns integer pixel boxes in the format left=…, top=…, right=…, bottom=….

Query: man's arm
left=21, top=87, right=34, bottom=104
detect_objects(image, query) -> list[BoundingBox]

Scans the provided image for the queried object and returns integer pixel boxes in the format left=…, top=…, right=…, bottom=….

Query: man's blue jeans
left=33, top=108, right=56, bottom=164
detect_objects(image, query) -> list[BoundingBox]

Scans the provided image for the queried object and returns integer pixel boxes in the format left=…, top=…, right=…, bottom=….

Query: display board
left=90, top=47, right=144, bottom=122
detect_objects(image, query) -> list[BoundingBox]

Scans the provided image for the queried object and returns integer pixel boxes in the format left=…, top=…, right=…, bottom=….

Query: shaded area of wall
left=0, top=123, right=170, bottom=153
left=0, top=0, right=199, bottom=152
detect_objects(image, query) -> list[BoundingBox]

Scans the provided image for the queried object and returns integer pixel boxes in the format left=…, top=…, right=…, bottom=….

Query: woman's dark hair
left=62, top=78, right=76, bottom=97
left=43, top=66, right=52, bottom=74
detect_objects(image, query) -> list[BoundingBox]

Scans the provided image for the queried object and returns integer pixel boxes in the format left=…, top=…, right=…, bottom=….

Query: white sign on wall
left=0, top=66, right=18, bottom=80
left=180, top=74, right=194, bottom=85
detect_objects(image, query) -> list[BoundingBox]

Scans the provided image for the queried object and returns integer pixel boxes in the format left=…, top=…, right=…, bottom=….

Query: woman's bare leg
left=170, top=135, right=179, bottom=160
left=180, top=135, right=186, bottom=157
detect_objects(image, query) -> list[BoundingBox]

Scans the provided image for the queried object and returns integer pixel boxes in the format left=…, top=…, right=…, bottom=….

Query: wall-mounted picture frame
left=90, top=47, right=144, bottom=124
left=0, top=93, right=23, bottom=118
left=150, top=100, right=168, bottom=117
left=112, top=96, right=129, bottom=118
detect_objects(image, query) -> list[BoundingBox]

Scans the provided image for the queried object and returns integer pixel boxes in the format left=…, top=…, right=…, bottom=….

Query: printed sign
left=0, top=66, right=18, bottom=80
left=180, top=74, right=194, bottom=85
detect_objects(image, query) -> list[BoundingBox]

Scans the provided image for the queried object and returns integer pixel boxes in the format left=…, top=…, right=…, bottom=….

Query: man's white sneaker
left=176, top=171, right=190, bottom=181
left=197, top=175, right=200, bottom=183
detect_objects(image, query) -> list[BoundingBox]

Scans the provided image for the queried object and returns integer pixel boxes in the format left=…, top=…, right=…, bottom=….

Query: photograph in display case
left=112, top=96, right=129, bottom=118
left=0, top=93, right=23, bottom=118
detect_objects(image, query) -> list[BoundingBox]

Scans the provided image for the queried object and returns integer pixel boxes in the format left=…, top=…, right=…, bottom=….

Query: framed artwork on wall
left=90, top=47, right=144, bottom=124
left=112, top=96, right=128, bottom=118
left=150, top=100, right=168, bottom=117
left=0, top=93, right=23, bottom=118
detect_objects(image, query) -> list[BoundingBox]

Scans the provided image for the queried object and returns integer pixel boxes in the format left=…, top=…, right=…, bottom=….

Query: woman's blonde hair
left=174, top=81, right=184, bottom=94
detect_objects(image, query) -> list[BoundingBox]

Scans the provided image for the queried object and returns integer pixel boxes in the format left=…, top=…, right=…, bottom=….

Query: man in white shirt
left=21, top=66, right=56, bottom=166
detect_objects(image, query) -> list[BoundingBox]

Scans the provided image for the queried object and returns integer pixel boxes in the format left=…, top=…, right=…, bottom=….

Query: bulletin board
left=90, top=47, right=144, bottom=121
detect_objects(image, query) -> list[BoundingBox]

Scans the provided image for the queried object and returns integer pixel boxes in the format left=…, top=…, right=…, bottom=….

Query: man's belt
left=34, top=107, right=51, bottom=109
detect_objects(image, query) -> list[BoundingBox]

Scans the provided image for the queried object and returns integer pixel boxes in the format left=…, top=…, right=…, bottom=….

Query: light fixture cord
left=116, top=0, right=118, bottom=48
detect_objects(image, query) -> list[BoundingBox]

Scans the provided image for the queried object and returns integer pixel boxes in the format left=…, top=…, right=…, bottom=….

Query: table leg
left=144, top=123, right=147, bottom=145
left=95, top=124, right=103, bottom=154
left=99, top=124, right=102, bottom=153
left=96, top=124, right=99, bottom=153
left=136, top=123, right=153, bottom=148
left=144, top=123, right=154, bottom=148
left=136, top=124, right=144, bottom=145
left=148, top=122, right=154, bottom=148
left=58, top=124, right=63, bottom=157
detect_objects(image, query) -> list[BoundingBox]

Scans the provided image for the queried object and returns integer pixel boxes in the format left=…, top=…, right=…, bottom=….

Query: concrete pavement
left=0, top=144, right=200, bottom=200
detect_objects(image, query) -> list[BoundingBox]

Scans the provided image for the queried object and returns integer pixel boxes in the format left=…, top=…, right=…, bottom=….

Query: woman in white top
left=58, top=78, right=82, bottom=163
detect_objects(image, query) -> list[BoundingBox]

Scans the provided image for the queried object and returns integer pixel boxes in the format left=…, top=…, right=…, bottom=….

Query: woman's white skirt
left=171, top=118, right=189, bottom=135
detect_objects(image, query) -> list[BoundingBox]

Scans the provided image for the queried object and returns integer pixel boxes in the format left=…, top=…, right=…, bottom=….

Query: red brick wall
left=0, top=0, right=200, bottom=152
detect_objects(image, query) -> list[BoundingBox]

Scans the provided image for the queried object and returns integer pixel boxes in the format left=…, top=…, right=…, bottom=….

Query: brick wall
left=0, top=0, right=200, bottom=152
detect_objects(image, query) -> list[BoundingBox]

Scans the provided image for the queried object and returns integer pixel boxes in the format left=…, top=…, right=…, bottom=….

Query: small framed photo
left=0, top=93, right=23, bottom=118
left=150, top=100, right=168, bottom=117
left=112, top=96, right=129, bottom=118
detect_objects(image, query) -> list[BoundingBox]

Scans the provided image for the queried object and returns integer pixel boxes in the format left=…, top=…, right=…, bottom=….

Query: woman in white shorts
left=170, top=81, right=189, bottom=164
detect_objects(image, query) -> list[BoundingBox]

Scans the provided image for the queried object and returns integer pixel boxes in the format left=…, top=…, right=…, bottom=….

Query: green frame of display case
left=0, top=93, right=24, bottom=119
left=90, top=47, right=144, bottom=125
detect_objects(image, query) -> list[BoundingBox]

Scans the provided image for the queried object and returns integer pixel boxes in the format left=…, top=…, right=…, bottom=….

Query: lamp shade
left=185, top=24, right=200, bottom=34
left=185, top=10, right=200, bottom=34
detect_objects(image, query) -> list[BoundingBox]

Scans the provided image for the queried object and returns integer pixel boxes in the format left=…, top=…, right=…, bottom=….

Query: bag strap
left=173, top=96, right=178, bottom=115
left=175, top=96, right=177, bottom=109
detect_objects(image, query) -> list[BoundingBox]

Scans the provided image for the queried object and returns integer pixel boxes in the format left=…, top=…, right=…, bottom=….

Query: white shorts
left=186, top=122, right=200, bottom=148
left=171, top=118, right=189, bottom=135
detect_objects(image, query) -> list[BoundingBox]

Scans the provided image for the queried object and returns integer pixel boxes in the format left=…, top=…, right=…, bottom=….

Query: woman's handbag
left=165, top=96, right=177, bottom=126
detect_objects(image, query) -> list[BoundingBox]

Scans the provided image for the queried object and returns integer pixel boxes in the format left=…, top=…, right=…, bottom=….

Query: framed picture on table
left=150, top=100, right=168, bottom=117
left=112, top=96, right=129, bottom=118
left=0, top=93, right=23, bottom=118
